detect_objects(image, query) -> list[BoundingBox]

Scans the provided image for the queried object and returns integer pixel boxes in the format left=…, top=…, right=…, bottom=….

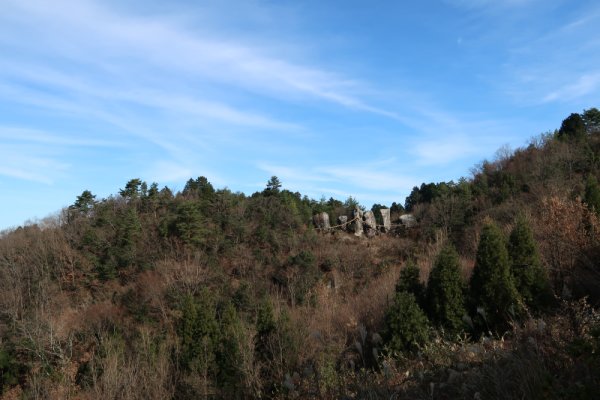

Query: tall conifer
left=470, top=222, right=521, bottom=332
left=427, top=244, right=466, bottom=332
left=508, top=216, right=552, bottom=311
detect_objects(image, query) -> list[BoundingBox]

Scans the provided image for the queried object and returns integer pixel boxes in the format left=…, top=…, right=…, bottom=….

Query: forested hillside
left=1, top=110, right=600, bottom=399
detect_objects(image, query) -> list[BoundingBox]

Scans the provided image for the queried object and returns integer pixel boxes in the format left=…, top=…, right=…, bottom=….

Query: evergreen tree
left=183, top=176, right=215, bottom=198
left=173, top=202, right=208, bottom=248
left=264, top=176, right=282, bottom=195
left=110, top=207, right=142, bottom=270
left=256, top=297, right=276, bottom=358
left=119, top=178, right=144, bottom=200
left=72, top=190, right=96, bottom=214
left=426, top=244, right=466, bottom=332
left=584, top=175, right=600, bottom=214
left=178, top=290, right=219, bottom=377
left=583, top=107, right=600, bottom=134
left=395, top=262, right=425, bottom=307
left=390, top=202, right=405, bottom=215
left=179, top=294, right=199, bottom=369
left=384, top=291, right=429, bottom=354
left=508, top=216, right=552, bottom=311
left=217, top=302, right=244, bottom=398
left=469, top=222, right=521, bottom=332
left=557, top=113, right=586, bottom=141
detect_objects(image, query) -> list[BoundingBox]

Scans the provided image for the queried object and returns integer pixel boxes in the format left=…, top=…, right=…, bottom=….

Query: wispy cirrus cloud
left=257, top=160, right=420, bottom=205
left=0, top=0, right=391, bottom=118
left=542, top=72, right=600, bottom=103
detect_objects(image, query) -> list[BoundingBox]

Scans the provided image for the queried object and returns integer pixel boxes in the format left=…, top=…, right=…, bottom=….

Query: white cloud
left=0, top=0, right=394, bottom=117
left=543, top=72, right=600, bottom=103
left=146, top=160, right=193, bottom=184
left=0, top=126, right=124, bottom=147
left=0, top=144, right=69, bottom=184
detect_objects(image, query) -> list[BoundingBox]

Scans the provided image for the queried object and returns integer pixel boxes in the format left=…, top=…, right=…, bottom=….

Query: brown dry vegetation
left=1, top=112, right=600, bottom=399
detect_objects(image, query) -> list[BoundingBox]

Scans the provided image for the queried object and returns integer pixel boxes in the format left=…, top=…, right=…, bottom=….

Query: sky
left=1, top=0, right=600, bottom=229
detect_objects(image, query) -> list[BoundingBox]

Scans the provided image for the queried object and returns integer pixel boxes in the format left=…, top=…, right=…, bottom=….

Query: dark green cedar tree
left=469, top=222, right=521, bottom=332
left=426, top=244, right=466, bottom=332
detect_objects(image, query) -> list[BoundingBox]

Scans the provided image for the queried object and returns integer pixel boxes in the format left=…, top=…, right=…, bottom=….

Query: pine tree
left=264, top=176, right=282, bottom=195
left=426, top=244, right=466, bottom=332
left=469, top=222, right=521, bottom=332
left=508, top=216, right=552, bottom=311
left=72, top=190, right=96, bottom=214
left=119, top=178, right=144, bottom=200
left=384, top=291, right=429, bottom=354
left=395, top=262, right=425, bottom=307
left=173, top=202, right=208, bottom=248
left=583, top=107, right=600, bottom=134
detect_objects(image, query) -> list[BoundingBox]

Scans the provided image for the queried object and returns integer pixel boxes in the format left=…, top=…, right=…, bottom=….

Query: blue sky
left=1, top=0, right=599, bottom=229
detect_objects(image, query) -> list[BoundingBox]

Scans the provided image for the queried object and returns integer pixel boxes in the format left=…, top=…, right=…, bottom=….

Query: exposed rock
left=338, top=215, right=348, bottom=227
left=352, top=207, right=363, bottom=236
left=380, top=208, right=391, bottom=232
left=400, top=214, right=417, bottom=228
left=313, top=212, right=330, bottom=230
left=363, top=210, right=377, bottom=237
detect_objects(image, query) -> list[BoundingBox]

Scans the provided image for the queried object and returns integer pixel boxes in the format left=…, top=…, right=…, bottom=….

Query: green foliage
left=343, top=196, right=360, bottom=211
left=172, top=202, right=208, bottom=248
left=178, top=289, right=219, bottom=375
left=71, top=190, right=96, bottom=214
left=395, top=262, right=425, bottom=307
left=182, top=176, right=215, bottom=198
left=583, top=107, right=600, bottom=134
left=119, top=178, right=144, bottom=200
left=0, top=345, right=22, bottom=393
left=558, top=113, right=586, bottom=141
left=508, top=216, right=552, bottom=311
left=113, top=207, right=142, bottom=268
left=216, top=302, right=245, bottom=397
left=384, top=291, right=429, bottom=353
left=584, top=175, right=600, bottom=214
left=272, top=250, right=321, bottom=306
left=426, top=244, right=466, bottom=332
left=470, top=222, right=522, bottom=332
left=256, top=297, right=276, bottom=339
left=404, top=180, right=473, bottom=214
left=390, top=201, right=404, bottom=215
left=264, top=176, right=282, bottom=195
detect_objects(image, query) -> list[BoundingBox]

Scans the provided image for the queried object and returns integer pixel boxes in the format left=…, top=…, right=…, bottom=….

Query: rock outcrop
left=400, top=214, right=417, bottom=228
left=352, top=207, right=363, bottom=237
left=313, top=212, right=331, bottom=230
left=380, top=208, right=391, bottom=232
left=363, top=210, right=377, bottom=237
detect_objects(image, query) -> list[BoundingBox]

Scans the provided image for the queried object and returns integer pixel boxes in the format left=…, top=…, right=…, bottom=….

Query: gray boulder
left=352, top=207, right=363, bottom=236
left=380, top=208, right=391, bottom=232
left=313, top=212, right=331, bottom=230
left=400, top=214, right=417, bottom=228
left=363, top=210, right=377, bottom=237
left=337, top=215, right=348, bottom=227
